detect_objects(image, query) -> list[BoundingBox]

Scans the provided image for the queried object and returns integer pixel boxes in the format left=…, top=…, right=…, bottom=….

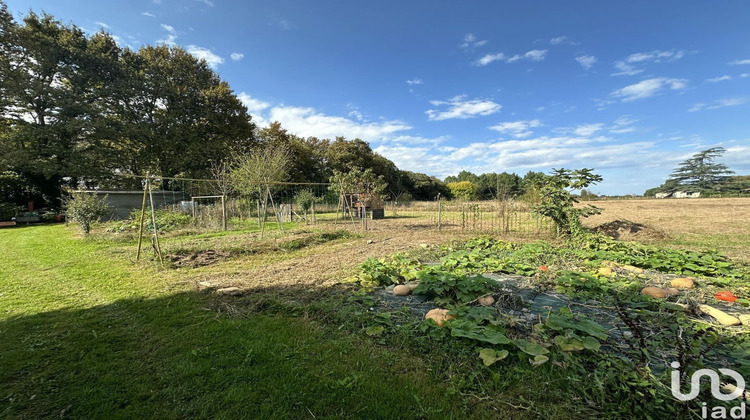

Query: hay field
left=582, top=197, right=750, bottom=261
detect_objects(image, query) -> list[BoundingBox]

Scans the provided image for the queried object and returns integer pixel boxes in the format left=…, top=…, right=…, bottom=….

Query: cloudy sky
left=6, top=0, right=750, bottom=194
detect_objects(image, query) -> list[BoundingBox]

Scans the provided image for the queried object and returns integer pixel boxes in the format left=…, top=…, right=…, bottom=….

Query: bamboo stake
left=266, top=183, right=285, bottom=234
left=221, top=194, right=227, bottom=231
left=135, top=173, right=149, bottom=261
left=260, top=188, right=268, bottom=239
left=437, top=193, right=442, bottom=231
left=147, top=177, right=164, bottom=265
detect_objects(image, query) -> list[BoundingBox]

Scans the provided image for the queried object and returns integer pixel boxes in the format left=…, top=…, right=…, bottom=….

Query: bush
left=63, top=191, right=110, bottom=235
left=0, top=202, right=21, bottom=220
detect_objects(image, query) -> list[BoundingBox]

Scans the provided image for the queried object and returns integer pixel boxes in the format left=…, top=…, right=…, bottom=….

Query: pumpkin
left=641, top=287, right=668, bottom=299
left=670, top=278, right=695, bottom=290
left=478, top=295, right=495, bottom=306
left=714, top=291, right=738, bottom=302
left=425, top=308, right=455, bottom=327
left=597, top=267, right=613, bottom=277
left=699, top=304, right=741, bottom=326
left=393, top=285, right=412, bottom=296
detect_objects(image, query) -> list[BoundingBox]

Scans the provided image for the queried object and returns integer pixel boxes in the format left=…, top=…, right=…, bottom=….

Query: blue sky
left=6, top=0, right=750, bottom=194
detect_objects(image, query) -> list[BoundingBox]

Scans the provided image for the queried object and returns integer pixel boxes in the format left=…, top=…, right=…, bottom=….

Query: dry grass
left=582, top=197, right=750, bottom=261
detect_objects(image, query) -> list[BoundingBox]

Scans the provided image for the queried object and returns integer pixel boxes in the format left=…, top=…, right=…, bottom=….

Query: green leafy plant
left=63, top=190, right=110, bottom=235
left=532, top=168, right=603, bottom=236
left=412, top=271, right=497, bottom=305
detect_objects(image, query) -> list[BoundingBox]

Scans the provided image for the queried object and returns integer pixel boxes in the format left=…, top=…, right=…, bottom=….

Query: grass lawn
left=0, top=224, right=486, bottom=419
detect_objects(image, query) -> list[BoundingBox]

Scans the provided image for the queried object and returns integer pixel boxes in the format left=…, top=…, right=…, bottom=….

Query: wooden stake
left=147, top=177, right=164, bottom=265
left=135, top=172, right=149, bottom=261
left=437, top=193, right=442, bottom=232
left=266, top=183, right=285, bottom=234
left=221, top=194, right=227, bottom=231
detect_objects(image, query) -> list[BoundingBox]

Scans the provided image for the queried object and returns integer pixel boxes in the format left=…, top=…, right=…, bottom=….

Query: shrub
left=63, top=191, right=110, bottom=235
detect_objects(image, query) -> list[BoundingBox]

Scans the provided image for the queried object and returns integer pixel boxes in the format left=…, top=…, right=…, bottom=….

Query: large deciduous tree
left=0, top=3, right=257, bottom=204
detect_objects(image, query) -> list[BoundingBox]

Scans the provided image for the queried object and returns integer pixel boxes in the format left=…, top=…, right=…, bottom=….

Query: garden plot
left=353, top=235, right=750, bottom=415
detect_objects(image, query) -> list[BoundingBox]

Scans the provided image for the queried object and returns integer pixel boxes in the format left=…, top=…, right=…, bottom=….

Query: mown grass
left=0, top=225, right=489, bottom=419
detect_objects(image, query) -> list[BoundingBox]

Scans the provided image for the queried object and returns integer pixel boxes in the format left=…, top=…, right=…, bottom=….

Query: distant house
left=654, top=191, right=701, bottom=199
left=656, top=191, right=700, bottom=199
left=673, top=191, right=701, bottom=198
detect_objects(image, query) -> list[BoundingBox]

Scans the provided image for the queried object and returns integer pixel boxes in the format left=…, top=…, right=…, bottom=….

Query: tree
left=230, top=146, right=291, bottom=196
left=0, top=5, right=257, bottom=202
left=533, top=168, right=602, bottom=236
left=329, top=168, right=387, bottom=204
left=446, top=181, right=479, bottom=201
left=666, top=147, right=734, bottom=192
left=401, top=171, right=450, bottom=200
left=258, top=122, right=329, bottom=183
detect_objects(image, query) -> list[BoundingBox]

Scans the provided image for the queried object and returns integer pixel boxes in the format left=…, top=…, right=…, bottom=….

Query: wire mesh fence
left=106, top=174, right=555, bottom=237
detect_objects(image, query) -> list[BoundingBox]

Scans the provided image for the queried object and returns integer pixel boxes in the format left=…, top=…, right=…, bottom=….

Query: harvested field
left=582, top=197, right=750, bottom=261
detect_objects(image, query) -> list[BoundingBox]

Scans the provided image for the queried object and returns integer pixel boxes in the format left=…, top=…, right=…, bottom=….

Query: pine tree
left=667, top=147, right=734, bottom=191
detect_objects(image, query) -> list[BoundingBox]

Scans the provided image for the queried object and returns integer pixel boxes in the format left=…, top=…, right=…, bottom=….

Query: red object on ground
left=538, top=266, right=549, bottom=272
left=714, top=291, right=738, bottom=302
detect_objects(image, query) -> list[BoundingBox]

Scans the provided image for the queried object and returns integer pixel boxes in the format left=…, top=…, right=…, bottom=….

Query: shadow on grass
left=0, top=287, right=488, bottom=419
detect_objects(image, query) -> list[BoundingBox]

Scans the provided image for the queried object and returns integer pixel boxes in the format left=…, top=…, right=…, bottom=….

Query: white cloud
left=611, top=77, right=687, bottom=102
left=157, top=23, right=177, bottom=45
left=141, top=12, right=155, bottom=17
left=196, top=0, right=214, bottom=6
left=729, top=59, right=750, bottom=65
left=185, top=45, right=224, bottom=69
left=268, top=106, right=411, bottom=142
left=238, top=93, right=270, bottom=114
left=741, top=73, right=750, bottom=78
left=230, top=52, right=244, bottom=61
left=612, top=61, right=642, bottom=76
left=688, top=97, right=748, bottom=112
left=237, top=93, right=270, bottom=125
left=549, top=36, right=577, bottom=45
left=94, top=21, right=110, bottom=29
left=609, top=116, right=638, bottom=134
left=488, top=119, right=542, bottom=138
left=475, top=52, right=506, bottom=66
left=406, top=78, right=423, bottom=85
left=575, top=55, right=597, bottom=70
left=474, top=49, right=547, bottom=66
left=573, top=123, right=604, bottom=137
left=626, top=50, right=686, bottom=63
left=506, top=49, right=548, bottom=63
left=426, top=95, right=502, bottom=120
left=460, top=33, right=488, bottom=49
left=612, top=49, right=687, bottom=76
left=705, top=75, right=731, bottom=83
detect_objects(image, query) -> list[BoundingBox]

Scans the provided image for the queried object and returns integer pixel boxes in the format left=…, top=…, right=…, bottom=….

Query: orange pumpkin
left=714, top=291, right=738, bottom=302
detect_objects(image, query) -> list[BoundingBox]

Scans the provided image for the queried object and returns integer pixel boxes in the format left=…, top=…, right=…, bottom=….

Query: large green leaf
left=512, top=339, right=549, bottom=356
left=478, top=348, right=509, bottom=367
left=554, top=335, right=584, bottom=352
